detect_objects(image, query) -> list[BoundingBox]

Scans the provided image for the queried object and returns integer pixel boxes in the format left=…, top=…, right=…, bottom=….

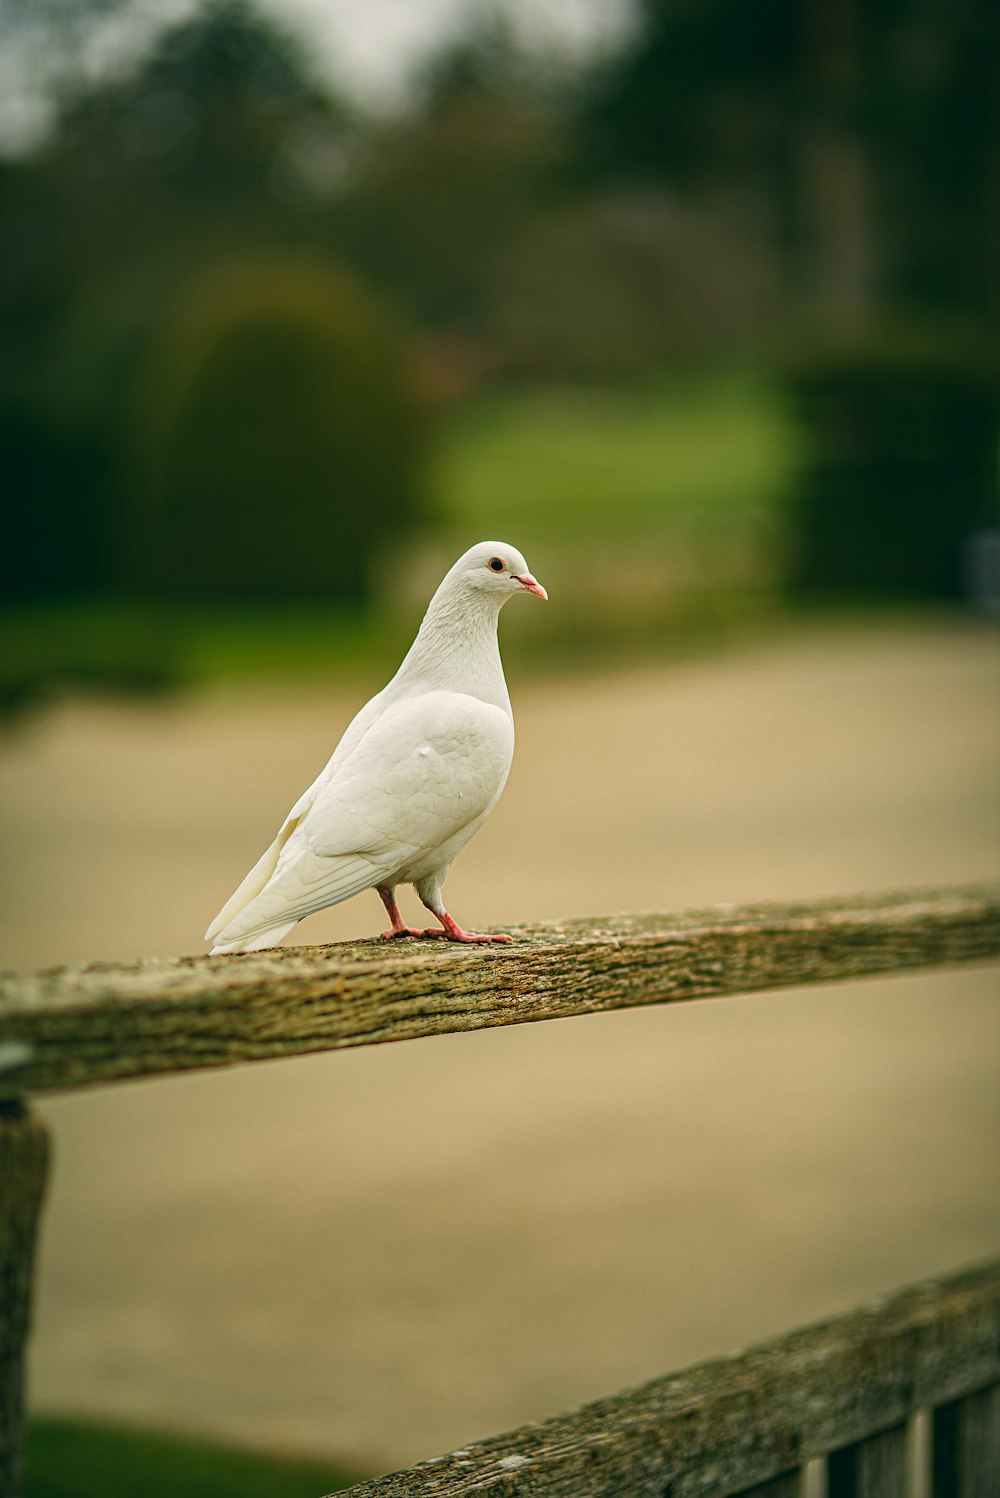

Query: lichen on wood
left=1, top=885, right=997, bottom=1097
left=334, top=1259, right=1000, bottom=1498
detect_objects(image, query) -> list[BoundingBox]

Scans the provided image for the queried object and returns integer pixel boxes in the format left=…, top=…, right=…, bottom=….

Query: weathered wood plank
left=955, top=1384, right=1000, bottom=1498
left=828, top=1423, right=907, bottom=1497
left=933, top=1383, right=1000, bottom=1498
left=331, top=1259, right=1000, bottom=1498
left=0, top=1102, right=50, bottom=1498
left=738, top=1472, right=802, bottom=1497
left=908, top=1408, right=932, bottom=1498
left=1, top=886, right=997, bottom=1096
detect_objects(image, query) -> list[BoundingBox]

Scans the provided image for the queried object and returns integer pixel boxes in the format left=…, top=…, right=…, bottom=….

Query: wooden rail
left=1, top=885, right=997, bottom=1097
left=1, top=884, right=998, bottom=1497
left=336, top=1258, right=1000, bottom=1498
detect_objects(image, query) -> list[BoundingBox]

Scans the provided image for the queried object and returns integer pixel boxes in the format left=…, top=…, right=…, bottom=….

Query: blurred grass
left=1, top=368, right=802, bottom=705
left=22, top=1416, right=364, bottom=1498
left=427, top=368, right=802, bottom=664
left=0, top=603, right=405, bottom=711
left=438, top=368, right=800, bottom=541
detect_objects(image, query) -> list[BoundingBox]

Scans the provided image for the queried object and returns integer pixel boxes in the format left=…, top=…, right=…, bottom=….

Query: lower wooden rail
left=336, top=1259, right=1000, bottom=1497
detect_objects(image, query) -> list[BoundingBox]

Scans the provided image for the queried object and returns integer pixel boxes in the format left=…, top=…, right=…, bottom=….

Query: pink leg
left=376, top=886, right=511, bottom=944
left=417, top=900, right=513, bottom=945
left=376, top=885, right=424, bottom=941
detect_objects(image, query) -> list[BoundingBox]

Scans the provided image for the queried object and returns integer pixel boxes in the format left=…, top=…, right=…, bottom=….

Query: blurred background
left=1, top=0, right=998, bottom=1493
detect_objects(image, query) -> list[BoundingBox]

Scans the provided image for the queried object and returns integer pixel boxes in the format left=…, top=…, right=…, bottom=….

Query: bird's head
left=454, top=541, right=548, bottom=603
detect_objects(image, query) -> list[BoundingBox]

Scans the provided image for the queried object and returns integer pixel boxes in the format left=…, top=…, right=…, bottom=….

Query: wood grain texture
left=828, top=1424, right=907, bottom=1498
left=954, top=1384, right=1000, bottom=1498
left=334, top=1260, right=1000, bottom=1498
left=737, top=1474, right=802, bottom=1498
left=933, top=1383, right=1000, bottom=1498
left=0, top=1103, right=50, bottom=1498
left=1, top=886, right=998, bottom=1097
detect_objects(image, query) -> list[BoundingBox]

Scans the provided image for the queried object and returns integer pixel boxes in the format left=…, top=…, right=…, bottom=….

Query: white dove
left=206, top=541, right=547, bottom=954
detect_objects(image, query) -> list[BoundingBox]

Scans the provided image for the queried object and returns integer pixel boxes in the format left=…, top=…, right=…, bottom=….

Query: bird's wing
left=203, top=793, right=314, bottom=944
left=204, top=685, right=390, bottom=943
left=209, top=691, right=513, bottom=947
left=306, top=690, right=514, bottom=862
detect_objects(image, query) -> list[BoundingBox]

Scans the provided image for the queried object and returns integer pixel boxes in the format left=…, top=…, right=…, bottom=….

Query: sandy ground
left=1, top=617, right=998, bottom=1475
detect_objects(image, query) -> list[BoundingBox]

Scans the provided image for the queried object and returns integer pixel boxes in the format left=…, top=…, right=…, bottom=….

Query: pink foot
left=422, top=910, right=512, bottom=944
left=444, top=928, right=513, bottom=944
left=438, top=927, right=513, bottom=944
left=376, top=887, right=511, bottom=944
left=380, top=924, right=511, bottom=944
left=379, top=925, right=437, bottom=942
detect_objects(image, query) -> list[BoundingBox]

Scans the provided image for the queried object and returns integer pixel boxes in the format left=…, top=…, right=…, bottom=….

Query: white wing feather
left=208, top=691, right=512, bottom=950
left=204, top=684, right=390, bottom=943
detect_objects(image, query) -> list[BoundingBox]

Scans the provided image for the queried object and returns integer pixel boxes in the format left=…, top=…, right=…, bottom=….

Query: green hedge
left=134, top=255, right=427, bottom=603
left=782, top=329, right=997, bottom=600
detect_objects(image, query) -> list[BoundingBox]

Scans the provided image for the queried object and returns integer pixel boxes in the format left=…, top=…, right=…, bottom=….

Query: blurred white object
left=206, top=541, right=546, bottom=953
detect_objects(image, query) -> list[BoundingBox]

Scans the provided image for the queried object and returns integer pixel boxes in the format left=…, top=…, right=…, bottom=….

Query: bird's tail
left=205, top=823, right=300, bottom=946
left=209, top=919, right=298, bottom=956
left=207, top=843, right=383, bottom=955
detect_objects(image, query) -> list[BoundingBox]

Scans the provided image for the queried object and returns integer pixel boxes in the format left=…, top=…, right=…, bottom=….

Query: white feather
left=206, top=541, right=543, bottom=954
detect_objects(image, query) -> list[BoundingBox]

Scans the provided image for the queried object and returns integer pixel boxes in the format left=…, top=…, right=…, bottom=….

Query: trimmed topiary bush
left=135, top=255, right=427, bottom=603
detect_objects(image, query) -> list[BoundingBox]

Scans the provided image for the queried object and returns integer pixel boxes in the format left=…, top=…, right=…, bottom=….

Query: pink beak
left=516, top=573, right=548, bottom=600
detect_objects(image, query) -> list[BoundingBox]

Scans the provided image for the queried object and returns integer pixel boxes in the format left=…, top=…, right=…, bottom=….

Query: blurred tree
left=783, top=329, right=997, bottom=598
left=29, top=0, right=357, bottom=286
left=486, top=189, right=777, bottom=378
left=583, top=0, right=997, bottom=323
left=0, top=0, right=366, bottom=602
left=134, top=255, right=426, bottom=603
left=582, top=0, right=998, bottom=599
left=333, top=16, right=566, bottom=332
left=0, top=0, right=145, bottom=152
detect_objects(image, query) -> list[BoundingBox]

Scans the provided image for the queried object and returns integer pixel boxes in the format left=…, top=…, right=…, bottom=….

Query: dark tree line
left=1, top=0, right=995, bottom=605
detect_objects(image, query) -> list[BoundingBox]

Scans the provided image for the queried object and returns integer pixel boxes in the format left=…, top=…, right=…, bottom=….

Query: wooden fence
left=1, top=884, right=998, bottom=1497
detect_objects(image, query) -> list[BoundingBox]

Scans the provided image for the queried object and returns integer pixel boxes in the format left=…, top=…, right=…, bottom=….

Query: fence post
left=0, top=1100, right=50, bottom=1498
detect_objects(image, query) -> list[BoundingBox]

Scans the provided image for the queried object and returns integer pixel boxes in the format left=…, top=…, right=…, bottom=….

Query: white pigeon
left=206, top=541, right=547, bottom=954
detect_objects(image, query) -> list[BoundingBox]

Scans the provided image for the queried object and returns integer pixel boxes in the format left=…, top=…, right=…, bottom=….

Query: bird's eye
left=488, top=557, right=505, bottom=572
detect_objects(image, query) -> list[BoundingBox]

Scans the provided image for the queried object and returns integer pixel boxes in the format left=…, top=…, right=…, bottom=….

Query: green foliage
left=135, top=255, right=427, bottom=602
left=0, top=600, right=183, bottom=715
left=0, top=2, right=363, bottom=606
left=439, top=370, right=799, bottom=542
left=431, top=369, right=801, bottom=658
left=782, top=329, right=998, bottom=598
left=485, top=193, right=778, bottom=379
left=52, top=0, right=346, bottom=202
left=0, top=370, right=802, bottom=712
left=0, top=406, right=114, bottom=600
left=582, top=0, right=996, bottom=318
left=21, top=1416, right=363, bottom=1498
left=336, top=92, right=562, bottom=331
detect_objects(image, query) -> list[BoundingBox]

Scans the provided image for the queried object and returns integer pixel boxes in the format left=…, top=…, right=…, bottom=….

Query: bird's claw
left=379, top=926, right=512, bottom=944
left=444, top=930, right=513, bottom=944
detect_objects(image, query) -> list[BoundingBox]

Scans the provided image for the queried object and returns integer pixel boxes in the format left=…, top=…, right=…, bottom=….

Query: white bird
left=206, top=541, right=547, bottom=954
